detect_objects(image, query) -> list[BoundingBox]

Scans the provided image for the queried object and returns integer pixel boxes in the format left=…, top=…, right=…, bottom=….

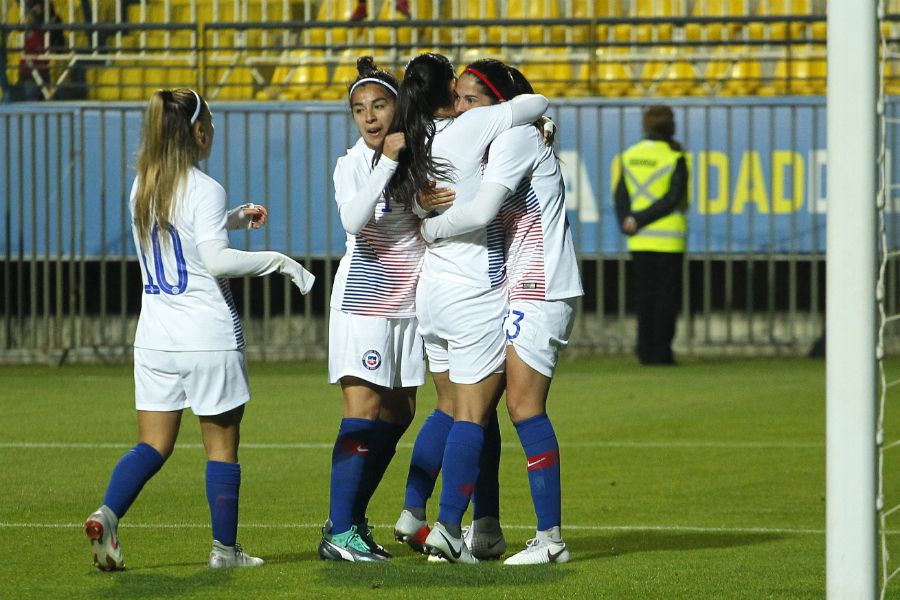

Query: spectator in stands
left=349, top=0, right=410, bottom=21
left=614, top=105, right=689, bottom=365
left=17, top=0, right=63, bottom=101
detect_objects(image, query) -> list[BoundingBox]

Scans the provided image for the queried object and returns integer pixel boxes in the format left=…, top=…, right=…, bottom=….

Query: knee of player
left=505, top=396, right=545, bottom=424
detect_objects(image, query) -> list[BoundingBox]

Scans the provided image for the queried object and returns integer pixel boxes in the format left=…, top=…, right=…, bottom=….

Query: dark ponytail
left=377, top=53, right=457, bottom=208
left=506, top=66, right=535, bottom=96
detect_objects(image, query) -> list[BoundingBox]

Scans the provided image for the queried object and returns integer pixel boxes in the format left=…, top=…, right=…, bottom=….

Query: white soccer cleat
left=423, top=521, right=478, bottom=564
left=503, top=526, right=570, bottom=565
left=394, top=509, right=431, bottom=553
left=84, top=505, right=125, bottom=572
left=208, top=540, right=265, bottom=568
left=463, top=516, right=506, bottom=560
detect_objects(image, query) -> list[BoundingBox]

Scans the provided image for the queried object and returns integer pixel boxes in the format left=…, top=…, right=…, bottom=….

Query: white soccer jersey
left=483, top=125, right=584, bottom=302
left=423, top=101, right=517, bottom=289
left=331, top=137, right=424, bottom=318
left=131, top=168, right=246, bottom=351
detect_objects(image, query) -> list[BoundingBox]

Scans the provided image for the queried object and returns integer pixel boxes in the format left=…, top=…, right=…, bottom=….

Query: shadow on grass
left=313, top=554, right=570, bottom=590
left=574, top=530, right=785, bottom=561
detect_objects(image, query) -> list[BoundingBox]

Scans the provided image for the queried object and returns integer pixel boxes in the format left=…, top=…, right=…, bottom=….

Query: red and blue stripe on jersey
left=502, top=179, right=547, bottom=301
left=340, top=205, right=424, bottom=318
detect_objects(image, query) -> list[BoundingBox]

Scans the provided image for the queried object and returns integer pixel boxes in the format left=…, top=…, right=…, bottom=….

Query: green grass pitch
left=0, top=357, right=839, bottom=598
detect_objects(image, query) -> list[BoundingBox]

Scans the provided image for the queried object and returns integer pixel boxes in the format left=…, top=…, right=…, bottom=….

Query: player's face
left=350, top=84, right=396, bottom=151
left=454, top=73, right=496, bottom=115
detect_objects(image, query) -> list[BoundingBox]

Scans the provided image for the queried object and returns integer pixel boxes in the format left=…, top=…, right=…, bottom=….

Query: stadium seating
left=642, top=47, right=701, bottom=96
left=685, top=0, right=748, bottom=43
left=505, top=0, right=564, bottom=45
left=459, top=0, right=502, bottom=47
left=571, top=0, right=619, bottom=44
left=521, top=49, right=583, bottom=97
left=3, top=0, right=839, bottom=101
left=594, top=48, right=637, bottom=97
left=761, top=47, right=826, bottom=95
left=630, top=0, right=685, bottom=43
left=755, top=0, right=811, bottom=41
left=704, top=47, right=762, bottom=96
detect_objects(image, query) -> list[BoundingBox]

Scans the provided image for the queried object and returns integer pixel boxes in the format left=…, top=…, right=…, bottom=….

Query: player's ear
left=193, top=121, right=206, bottom=146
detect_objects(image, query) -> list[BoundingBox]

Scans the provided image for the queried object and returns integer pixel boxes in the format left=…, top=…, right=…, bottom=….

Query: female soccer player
left=84, top=88, right=314, bottom=571
left=320, top=56, right=452, bottom=563
left=381, top=52, right=548, bottom=563
left=421, top=61, right=583, bottom=565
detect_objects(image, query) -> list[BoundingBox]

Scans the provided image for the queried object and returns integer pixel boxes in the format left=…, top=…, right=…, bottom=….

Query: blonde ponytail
left=133, top=89, right=207, bottom=250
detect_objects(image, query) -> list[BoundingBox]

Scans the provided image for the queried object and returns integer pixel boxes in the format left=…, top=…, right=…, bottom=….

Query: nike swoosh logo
left=356, top=446, right=369, bottom=453
left=439, top=532, right=462, bottom=559
left=527, top=457, right=547, bottom=468
left=548, top=546, right=566, bottom=562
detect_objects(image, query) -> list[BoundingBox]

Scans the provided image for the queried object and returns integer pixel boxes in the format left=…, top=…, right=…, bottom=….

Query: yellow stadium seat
left=265, top=50, right=330, bottom=100
left=595, top=49, right=637, bottom=97
left=461, top=0, right=501, bottom=45
left=641, top=49, right=700, bottom=96
left=505, top=0, right=564, bottom=45
left=686, top=0, right=748, bottom=42
left=705, top=48, right=762, bottom=96
left=88, top=66, right=122, bottom=101
left=571, top=1, right=620, bottom=44
left=631, top=0, right=685, bottom=43
left=765, top=50, right=826, bottom=95
left=756, top=0, right=811, bottom=41
left=308, top=0, right=353, bottom=47
left=885, top=60, right=900, bottom=96
left=370, top=0, right=415, bottom=46
left=520, top=50, right=576, bottom=97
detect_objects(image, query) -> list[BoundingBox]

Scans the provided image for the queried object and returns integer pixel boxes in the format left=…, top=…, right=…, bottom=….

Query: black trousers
left=632, top=251, right=683, bottom=365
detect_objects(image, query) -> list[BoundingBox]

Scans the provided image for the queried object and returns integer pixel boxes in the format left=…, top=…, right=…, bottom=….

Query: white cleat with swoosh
left=503, top=526, right=570, bottom=565
left=423, top=521, right=479, bottom=564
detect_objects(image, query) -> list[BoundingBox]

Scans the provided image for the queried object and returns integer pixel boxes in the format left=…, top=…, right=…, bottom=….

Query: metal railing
left=4, top=97, right=894, bottom=364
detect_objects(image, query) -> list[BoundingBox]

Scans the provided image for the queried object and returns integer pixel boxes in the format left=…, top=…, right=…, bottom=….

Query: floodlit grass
left=0, top=357, right=836, bottom=599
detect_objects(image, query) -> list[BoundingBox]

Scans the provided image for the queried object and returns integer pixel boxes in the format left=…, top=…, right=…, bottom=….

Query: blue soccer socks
left=328, top=417, right=375, bottom=534
left=353, top=419, right=408, bottom=524
left=515, top=413, right=562, bottom=531
left=473, top=411, right=501, bottom=521
left=404, top=409, right=453, bottom=513
left=437, top=420, right=485, bottom=528
left=102, top=442, right=165, bottom=519
left=205, top=460, right=241, bottom=546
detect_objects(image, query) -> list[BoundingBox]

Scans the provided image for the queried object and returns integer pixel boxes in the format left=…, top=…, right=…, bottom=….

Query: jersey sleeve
left=333, top=152, right=398, bottom=235
left=192, top=177, right=229, bottom=246
left=457, top=102, right=515, bottom=156
left=482, top=127, right=539, bottom=191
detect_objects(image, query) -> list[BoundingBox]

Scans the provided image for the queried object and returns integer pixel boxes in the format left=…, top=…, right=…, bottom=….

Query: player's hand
left=622, top=216, right=638, bottom=235
left=537, top=116, right=556, bottom=146
left=281, top=259, right=315, bottom=295
left=418, top=184, right=455, bottom=212
left=382, top=132, right=406, bottom=161
left=242, top=204, right=269, bottom=229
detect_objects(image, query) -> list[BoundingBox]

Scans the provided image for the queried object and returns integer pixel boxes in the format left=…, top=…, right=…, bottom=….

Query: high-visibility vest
left=620, top=140, right=688, bottom=253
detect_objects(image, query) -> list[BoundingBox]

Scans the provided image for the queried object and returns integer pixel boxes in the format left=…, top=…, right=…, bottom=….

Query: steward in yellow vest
left=614, top=105, right=689, bottom=365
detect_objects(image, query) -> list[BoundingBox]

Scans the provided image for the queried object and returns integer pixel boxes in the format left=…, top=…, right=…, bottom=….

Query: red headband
left=464, top=67, right=505, bottom=102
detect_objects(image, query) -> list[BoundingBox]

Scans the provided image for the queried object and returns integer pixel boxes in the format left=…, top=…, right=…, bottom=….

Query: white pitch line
left=0, top=521, right=834, bottom=535
left=0, top=441, right=823, bottom=450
